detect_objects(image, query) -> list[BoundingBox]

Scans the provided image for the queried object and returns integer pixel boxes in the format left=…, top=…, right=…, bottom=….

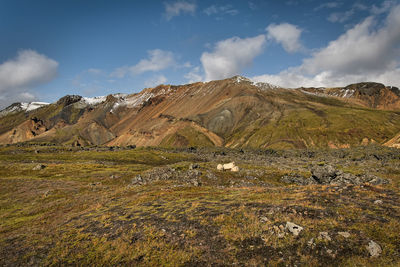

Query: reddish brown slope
left=2, top=77, right=400, bottom=149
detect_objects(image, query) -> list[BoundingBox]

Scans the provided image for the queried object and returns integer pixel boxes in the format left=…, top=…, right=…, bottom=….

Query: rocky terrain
left=1, top=76, right=400, bottom=149
left=0, top=144, right=399, bottom=266
left=1, top=77, right=400, bottom=266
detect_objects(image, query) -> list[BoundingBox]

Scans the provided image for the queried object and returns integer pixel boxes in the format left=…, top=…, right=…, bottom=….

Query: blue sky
left=0, top=0, right=399, bottom=108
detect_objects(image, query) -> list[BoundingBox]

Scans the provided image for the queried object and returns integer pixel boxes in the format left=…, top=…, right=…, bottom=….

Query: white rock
left=33, top=164, right=46, bottom=170
left=326, top=249, right=336, bottom=258
left=307, top=238, right=315, bottom=248
left=285, top=222, right=303, bottom=236
left=367, top=240, right=382, bottom=257
left=338, top=231, right=350, bottom=238
left=374, top=199, right=383, bottom=205
left=231, top=166, right=239, bottom=172
left=223, top=162, right=235, bottom=170
left=318, top=231, right=332, bottom=241
left=217, top=164, right=223, bottom=170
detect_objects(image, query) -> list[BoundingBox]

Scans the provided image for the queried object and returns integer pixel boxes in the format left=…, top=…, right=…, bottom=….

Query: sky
left=0, top=0, right=400, bottom=109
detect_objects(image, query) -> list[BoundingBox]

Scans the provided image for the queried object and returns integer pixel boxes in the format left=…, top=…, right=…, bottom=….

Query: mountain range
left=1, top=76, right=400, bottom=149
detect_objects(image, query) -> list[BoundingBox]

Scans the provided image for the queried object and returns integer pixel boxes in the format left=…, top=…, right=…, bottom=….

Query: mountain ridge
left=1, top=76, right=400, bottom=149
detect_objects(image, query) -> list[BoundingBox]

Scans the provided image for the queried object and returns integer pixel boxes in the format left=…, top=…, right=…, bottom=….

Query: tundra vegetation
left=1, top=143, right=399, bottom=266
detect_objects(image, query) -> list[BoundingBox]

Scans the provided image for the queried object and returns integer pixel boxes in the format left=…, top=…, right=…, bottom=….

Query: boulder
left=131, top=175, right=144, bottom=185
left=318, top=231, right=332, bottom=241
left=311, top=164, right=337, bottom=184
left=218, top=162, right=240, bottom=172
left=189, top=163, right=200, bottom=170
left=33, top=164, right=46, bottom=170
left=231, top=166, right=239, bottom=172
left=338, top=231, right=350, bottom=238
left=366, top=240, right=382, bottom=257
left=223, top=162, right=235, bottom=170
left=285, top=221, right=303, bottom=236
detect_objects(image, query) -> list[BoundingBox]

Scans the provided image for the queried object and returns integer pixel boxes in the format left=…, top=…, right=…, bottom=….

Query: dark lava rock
left=282, top=165, right=389, bottom=186
left=57, top=95, right=82, bottom=107
left=311, top=165, right=337, bottom=184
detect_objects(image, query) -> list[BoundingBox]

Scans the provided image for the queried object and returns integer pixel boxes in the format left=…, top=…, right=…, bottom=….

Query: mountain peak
left=0, top=101, right=49, bottom=118
left=57, top=95, right=83, bottom=107
left=231, top=75, right=251, bottom=83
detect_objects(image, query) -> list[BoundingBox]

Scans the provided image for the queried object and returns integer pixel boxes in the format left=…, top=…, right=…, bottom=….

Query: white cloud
left=204, top=5, right=238, bottom=16
left=0, top=50, right=58, bottom=93
left=327, top=0, right=378, bottom=23
left=164, top=1, right=196, bottom=20
left=111, top=49, right=175, bottom=78
left=144, top=74, right=168, bottom=88
left=266, top=23, right=303, bottom=53
left=0, top=50, right=58, bottom=109
left=314, top=2, right=341, bottom=11
left=87, top=68, right=102, bottom=75
left=184, top=66, right=203, bottom=83
left=253, top=5, right=400, bottom=88
left=201, top=35, right=266, bottom=81
left=327, top=2, right=370, bottom=23
left=353, top=3, right=368, bottom=11
left=328, top=9, right=355, bottom=23
left=249, top=2, right=257, bottom=10
left=371, top=0, right=397, bottom=14
left=18, top=92, right=35, bottom=102
left=203, top=5, right=217, bottom=15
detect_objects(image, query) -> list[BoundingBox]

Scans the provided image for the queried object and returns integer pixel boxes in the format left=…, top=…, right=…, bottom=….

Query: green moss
left=160, top=126, right=214, bottom=147
left=1, top=145, right=400, bottom=266
left=227, top=105, right=400, bottom=149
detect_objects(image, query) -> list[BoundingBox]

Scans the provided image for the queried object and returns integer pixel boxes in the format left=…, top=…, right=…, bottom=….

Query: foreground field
left=0, top=144, right=399, bottom=266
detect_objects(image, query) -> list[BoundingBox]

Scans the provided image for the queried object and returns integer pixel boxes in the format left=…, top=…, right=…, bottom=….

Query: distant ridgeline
left=1, top=76, right=400, bottom=149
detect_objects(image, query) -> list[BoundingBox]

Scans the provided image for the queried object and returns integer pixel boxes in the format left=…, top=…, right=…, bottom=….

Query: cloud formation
left=144, top=74, right=168, bottom=87
left=192, top=22, right=302, bottom=82
left=327, top=2, right=368, bottom=23
left=203, top=5, right=239, bottom=16
left=184, top=66, right=202, bottom=83
left=201, top=35, right=266, bottom=81
left=371, top=0, right=397, bottom=15
left=111, top=49, right=175, bottom=78
left=253, top=4, right=400, bottom=88
left=266, top=23, right=303, bottom=53
left=0, top=50, right=58, bottom=108
left=314, top=2, right=341, bottom=11
left=164, top=1, right=196, bottom=20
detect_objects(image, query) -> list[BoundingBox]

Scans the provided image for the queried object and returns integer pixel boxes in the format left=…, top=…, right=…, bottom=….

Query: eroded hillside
left=2, top=76, right=400, bottom=149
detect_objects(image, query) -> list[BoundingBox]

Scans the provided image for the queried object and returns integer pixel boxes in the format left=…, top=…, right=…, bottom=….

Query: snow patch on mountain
left=110, top=87, right=174, bottom=113
left=233, top=75, right=280, bottom=90
left=234, top=75, right=251, bottom=83
left=0, top=102, right=49, bottom=117
left=341, top=88, right=355, bottom=98
left=111, top=92, right=154, bottom=113
left=251, top=81, right=281, bottom=90
left=82, top=96, right=107, bottom=105
left=22, top=102, right=49, bottom=111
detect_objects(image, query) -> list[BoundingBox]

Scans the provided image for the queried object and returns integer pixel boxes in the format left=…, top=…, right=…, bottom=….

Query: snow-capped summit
left=0, top=102, right=49, bottom=117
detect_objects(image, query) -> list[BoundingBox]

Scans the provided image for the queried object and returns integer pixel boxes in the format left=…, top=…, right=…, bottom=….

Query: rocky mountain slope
left=1, top=76, right=400, bottom=149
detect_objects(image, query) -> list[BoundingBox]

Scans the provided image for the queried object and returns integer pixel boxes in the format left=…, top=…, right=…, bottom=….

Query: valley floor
left=0, top=144, right=399, bottom=266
